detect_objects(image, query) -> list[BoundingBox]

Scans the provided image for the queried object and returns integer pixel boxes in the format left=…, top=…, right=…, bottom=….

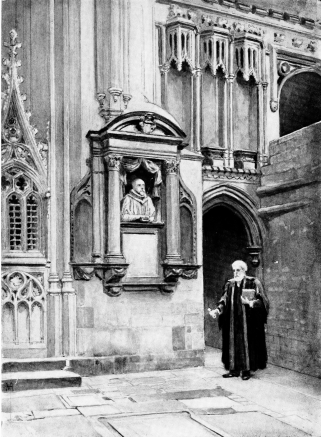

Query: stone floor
left=2, top=347, right=321, bottom=437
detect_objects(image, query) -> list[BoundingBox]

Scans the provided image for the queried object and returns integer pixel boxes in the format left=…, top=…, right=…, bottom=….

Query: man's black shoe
left=241, top=372, right=251, bottom=380
left=222, top=372, right=240, bottom=378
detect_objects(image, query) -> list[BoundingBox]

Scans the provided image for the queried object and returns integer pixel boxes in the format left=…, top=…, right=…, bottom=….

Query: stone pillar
left=214, top=75, right=219, bottom=147
left=91, top=150, right=104, bottom=263
left=227, top=37, right=235, bottom=167
left=47, top=0, right=62, bottom=357
left=193, top=32, right=201, bottom=152
left=105, top=154, right=126, bottom=263
left=193, top=67, right=202, bottom=152
left=269, top=44, right=278, bottom=113
left=262, top=81, right=268, bottom=160
left=61, top=0, right=76, bottom=357
left=222, top=79, right=228, bottom=156
left=227, top=75, right=235, bottom=167
left=257, top=82, right=264, bottom=166
left=261, top=43, right=268, bottom=162
left=164, top=158, right=182, bottom=264
left=61, top=287, right=76, bottom=356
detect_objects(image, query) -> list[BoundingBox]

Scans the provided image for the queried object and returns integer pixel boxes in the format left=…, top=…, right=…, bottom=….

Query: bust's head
left=231, top=260, right=247, bottom=281
left=132, top=178, right=146, bottom=197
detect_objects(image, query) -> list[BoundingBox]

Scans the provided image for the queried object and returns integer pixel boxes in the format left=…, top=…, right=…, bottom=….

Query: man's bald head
left=132, top=179, right=146, bottom=196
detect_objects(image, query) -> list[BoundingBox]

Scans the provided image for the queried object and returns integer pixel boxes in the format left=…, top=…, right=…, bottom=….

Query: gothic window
left=3, top=171, right=42, bottom=253
left=8, top=194, right=22, bottom=250
left=26, top=194, right=39, bottom=250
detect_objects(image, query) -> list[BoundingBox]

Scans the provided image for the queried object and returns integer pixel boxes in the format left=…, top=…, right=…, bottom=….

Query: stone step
left=1, top=370, right=82, bottom=392
left=2, top=357, right=67, bottom=373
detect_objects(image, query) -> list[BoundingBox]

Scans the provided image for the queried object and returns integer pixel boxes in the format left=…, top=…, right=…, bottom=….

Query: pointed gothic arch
left=203, top=183, right=265, bottom=247
left=278, top=68, right=321, bottom=137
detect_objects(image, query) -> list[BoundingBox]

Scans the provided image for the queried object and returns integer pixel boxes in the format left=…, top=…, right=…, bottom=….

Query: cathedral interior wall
left=2, top=0, right=321, bottom=377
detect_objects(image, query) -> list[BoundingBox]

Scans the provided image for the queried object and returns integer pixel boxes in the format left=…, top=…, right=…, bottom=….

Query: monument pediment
left=87, top=111, right=186, bottom=146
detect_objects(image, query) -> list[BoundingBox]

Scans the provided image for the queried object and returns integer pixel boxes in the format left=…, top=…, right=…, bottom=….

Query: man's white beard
left=233, top=274, right=245, bottom=283
left=134, top=189, right=146, bottom=198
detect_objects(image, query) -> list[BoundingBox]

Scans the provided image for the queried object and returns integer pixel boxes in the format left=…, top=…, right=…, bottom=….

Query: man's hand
left=241, top=296, right=254, bottom=307
left=208, top=308, right=220, bottom=319
left=241, top=296, right=250, bottom=305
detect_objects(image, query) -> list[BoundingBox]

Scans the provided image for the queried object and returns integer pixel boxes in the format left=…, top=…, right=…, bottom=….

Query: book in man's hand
left=242, top=288, right=256, bottom=300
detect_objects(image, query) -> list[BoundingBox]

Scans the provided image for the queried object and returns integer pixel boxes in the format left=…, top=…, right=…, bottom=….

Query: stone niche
left=71, top=111, right=200, bottom=296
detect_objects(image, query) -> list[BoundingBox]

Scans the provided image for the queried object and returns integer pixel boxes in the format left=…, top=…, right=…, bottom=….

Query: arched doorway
left=279, top=71, right=321, bottom=137
left=203, top=205, right=255, bottom=348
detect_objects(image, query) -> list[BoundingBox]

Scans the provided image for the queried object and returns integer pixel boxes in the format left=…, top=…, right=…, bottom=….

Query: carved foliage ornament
left=164, top=158, right=180, bottom=174
left=1, top=30, right=48, bottom=176
left=106, top=154, right=122, bottom=170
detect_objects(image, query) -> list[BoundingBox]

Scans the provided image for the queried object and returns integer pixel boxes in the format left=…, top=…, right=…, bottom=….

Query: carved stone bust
left=121, top=178, right=155, bottom=222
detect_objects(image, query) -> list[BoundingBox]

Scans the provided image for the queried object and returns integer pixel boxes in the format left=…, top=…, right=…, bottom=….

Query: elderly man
left=121, top=178, right=155, bottom=222
left=209, top=260, right=269, bottom=380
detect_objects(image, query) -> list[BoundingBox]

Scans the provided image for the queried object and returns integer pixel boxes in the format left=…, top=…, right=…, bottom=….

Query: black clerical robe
left=217, top=276, right=269, bottom=372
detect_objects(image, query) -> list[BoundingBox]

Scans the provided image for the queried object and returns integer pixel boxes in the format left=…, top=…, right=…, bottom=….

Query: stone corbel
left=246, top=246, right=262, bottom=267
left=162, top=263, right=201, bottom=289
left=73, top=266, right=95, bottom=281
left=201, top=147, right=226, bottom=167
left=97, top=88, right=124, bottom=123
left=72, top=262, right=129, bottom=297
left=103, top=264, right=129, bottom=297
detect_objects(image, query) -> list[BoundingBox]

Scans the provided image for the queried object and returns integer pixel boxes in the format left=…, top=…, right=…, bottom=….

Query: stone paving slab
left=130, top=387, right=232, bottom=403
left=200, top=412, right=311, bottom=437
left=77, top=403, right=125, bottom=417
left=32, top=408, right=80, bottom=419
left=129, top=377, right=167, bottom=386
left=2, top=388, right=55, bottom=398
left=2, top=393, right=65, bottom=413
left=2, top=412, right=34, bottom=422
left=181, top=396, right=239, bottom=411
left=60, top=394, right=114, bottom=408
left=100, top=390, right=128, bottom=400
left=2, top=414, right=103, bottom=437
left=279, top=414, right=321, bottom=437
left=256, top=371, right=321, bottom=400
left=217, top=376, right=321, bottom=425
left=78, top=399, right=185, bottom=418
left=99, top=412, right=227, bottom=437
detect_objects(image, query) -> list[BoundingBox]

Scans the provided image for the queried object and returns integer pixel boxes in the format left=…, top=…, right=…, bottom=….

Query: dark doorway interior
left=203, top=205, right=253, bottom=348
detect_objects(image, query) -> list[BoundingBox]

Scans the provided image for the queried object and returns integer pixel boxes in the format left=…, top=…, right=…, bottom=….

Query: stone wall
left=260, top=122, right=321, bottom=378
left=73, top=156, right=205, bottom=375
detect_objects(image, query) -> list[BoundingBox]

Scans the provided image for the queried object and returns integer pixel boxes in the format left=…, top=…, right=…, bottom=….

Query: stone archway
left=279, top=70, right=321, bottom=137
left=202, top=185, right=264, bottom=348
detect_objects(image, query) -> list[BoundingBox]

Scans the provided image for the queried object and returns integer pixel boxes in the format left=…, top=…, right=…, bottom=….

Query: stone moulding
left=202, top=165, right=260, bottom=181
left=258, top=200, right=311, bottom=219
left=201, top=0, right=315, bottom=28
left=257, top=177, right=320, bottom=198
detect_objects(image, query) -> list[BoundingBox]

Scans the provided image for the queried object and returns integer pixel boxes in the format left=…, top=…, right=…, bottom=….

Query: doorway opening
left=203, top=205, right=254, bottom=349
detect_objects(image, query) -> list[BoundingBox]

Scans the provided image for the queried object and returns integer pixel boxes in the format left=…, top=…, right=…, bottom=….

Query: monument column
left=105, top=154, right=126, bottom=263
left=164, top=158, right=182, bottom=264
left=91, top=147, right=104, bottom=263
